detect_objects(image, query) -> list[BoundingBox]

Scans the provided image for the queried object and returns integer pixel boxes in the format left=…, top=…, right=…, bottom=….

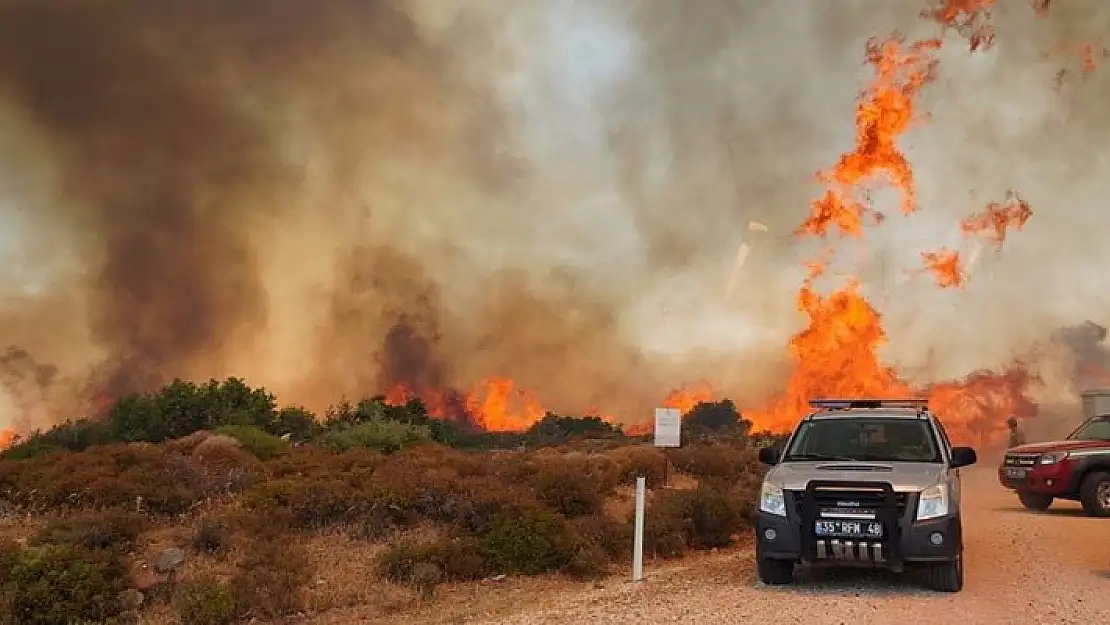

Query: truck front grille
left=788, top=488, right=908, bottom=517
left=792, top=481, right=905, bottom=566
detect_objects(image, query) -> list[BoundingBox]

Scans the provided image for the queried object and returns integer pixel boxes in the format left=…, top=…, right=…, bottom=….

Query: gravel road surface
left=475, top=466, right=1110, bottom=625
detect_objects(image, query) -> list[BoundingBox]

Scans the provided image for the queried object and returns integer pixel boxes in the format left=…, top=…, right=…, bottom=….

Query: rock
left=154, top=547, right=185, bottom=574
left=119, top=589, right=145, bottom=610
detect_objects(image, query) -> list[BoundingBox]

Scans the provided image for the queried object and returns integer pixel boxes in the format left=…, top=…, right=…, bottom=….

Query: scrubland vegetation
left=0, top=378, right=782, bottom=625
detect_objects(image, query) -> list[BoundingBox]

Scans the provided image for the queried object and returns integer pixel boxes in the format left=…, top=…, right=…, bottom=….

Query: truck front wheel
left=922, top=548, right=964, bottom=592
left=1018, top=491, right=1053, bottom=511
left=1079, top=471, right=1110, bottom=517
left=756, top=557, right=794, bottom=585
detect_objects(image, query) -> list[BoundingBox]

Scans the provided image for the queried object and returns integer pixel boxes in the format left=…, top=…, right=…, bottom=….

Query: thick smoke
left=0, top=1, right=1108, bottom=431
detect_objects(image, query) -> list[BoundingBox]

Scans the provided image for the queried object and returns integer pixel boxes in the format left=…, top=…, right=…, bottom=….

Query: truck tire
left=756, top=557, right=794, bottom=585
left=1018, top=491, right=1053, bottom=512
left=923, top=548, right=963, bottom=592
left=1079, top=471, right=1110, bottom=517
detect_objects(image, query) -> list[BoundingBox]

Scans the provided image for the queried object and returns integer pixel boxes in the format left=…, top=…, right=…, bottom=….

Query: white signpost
left=633, top=408, right=683, bottom=582
left=653, top=407, right=681, bottom=448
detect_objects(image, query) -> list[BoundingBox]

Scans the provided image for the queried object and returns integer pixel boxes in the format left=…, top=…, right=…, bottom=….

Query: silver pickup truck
left=754, top=399, right=978, bottom=592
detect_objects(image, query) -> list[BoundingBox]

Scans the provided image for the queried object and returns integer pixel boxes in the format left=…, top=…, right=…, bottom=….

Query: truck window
left=782, top=417, right=942, bottom=463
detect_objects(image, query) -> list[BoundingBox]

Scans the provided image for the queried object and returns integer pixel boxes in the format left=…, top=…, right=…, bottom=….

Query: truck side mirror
left=758, top=446, right=780, bottom=466
left=950, top=446, right=977, bottom=468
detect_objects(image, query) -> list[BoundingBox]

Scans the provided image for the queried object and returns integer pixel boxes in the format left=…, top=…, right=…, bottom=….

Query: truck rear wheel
left=1018, top=491, right=1053, bottom=511
left=922, top=548, right=964, bottom=592
left=1079, top=471, right=1110, bottom=517
left=756, top=557, right=794, bottom=585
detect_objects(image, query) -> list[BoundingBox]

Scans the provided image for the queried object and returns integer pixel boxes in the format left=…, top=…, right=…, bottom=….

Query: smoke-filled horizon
left=0, top=0, right=1108, bottom=435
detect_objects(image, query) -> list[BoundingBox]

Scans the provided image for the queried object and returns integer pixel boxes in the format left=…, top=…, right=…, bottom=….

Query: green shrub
left=191, top=519, right=232, bottom=556
left=567, top=514, right=631, bottom=561
left=107, top=377, right=279, bottom=443
left=688, top=482, right=743, bottom=548
left=315, top=419, right=431, bottom=453
left=243, top=477, right=375, bottom=531
left=520, top=456, right=605, bottom=518
left=230, top=540, right=311, bottom=619
left=274, top=406, right=320, bottom=441
left=30, top=511, right=147, bottom=553
left=1, top=420, right=114, bottom=460
left=478, top=505, right=579, bottom=576
left=0, top=543, right=129, bottom=625
left=606, top=445, right=668, bottom=488
left=0, top=438, right=62, bottom=461
left=174, top=578, right=236, bottom=625
left=642, top=490, right=694, bottom=558
left=666, top=444, right=761, bottom=481
left=0, top=444, right=206, bottom=516
left=377, top=536, right=486, bottom=599
left=641, top=482, right=748, bottom=558
left=214, top=425, right=289, bottom=460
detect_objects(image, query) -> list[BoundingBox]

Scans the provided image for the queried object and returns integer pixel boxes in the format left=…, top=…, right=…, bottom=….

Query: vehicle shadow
left=756, top=566, right=935, bottom=596
left=990, top=505, right=1089, bottom=518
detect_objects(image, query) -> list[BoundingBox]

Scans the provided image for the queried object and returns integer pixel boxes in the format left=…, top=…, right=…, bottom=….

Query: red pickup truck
left=998, top=414, right=1110, bottom=516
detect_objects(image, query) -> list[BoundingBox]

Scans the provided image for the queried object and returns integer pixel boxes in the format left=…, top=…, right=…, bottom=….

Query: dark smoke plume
left=1050, top=321, right=1110, bottom=391
left=0, top=0, right=491, bottom=407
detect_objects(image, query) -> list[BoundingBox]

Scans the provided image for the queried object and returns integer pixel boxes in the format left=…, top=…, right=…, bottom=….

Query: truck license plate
left=1004, top=467, right=1028, bottom=479
left=814, top=520, right=883, bottom=538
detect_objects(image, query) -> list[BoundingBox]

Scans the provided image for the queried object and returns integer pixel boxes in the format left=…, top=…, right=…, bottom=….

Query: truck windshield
left=1067, top=416, right=1110, bottom=441
left=782, top=417, right=941, bottom=463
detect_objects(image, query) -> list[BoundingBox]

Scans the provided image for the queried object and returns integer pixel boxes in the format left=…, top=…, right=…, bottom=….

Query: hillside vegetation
left=0, top=378, right=780, bottom=625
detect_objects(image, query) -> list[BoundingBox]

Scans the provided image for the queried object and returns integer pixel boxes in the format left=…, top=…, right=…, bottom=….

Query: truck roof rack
left=808, top=398, right=929, bottom=411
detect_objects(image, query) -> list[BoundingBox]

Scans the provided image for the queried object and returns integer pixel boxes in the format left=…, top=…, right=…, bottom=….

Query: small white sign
left=653, top=407, right=682, bottom=447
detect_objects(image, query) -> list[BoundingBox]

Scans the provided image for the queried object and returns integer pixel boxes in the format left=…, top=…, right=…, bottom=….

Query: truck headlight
left=1038, top=451, right=1069, bottom=465
left=916, top=483, right=949, bottom=521
left=759, top=481, right=786, bottom=517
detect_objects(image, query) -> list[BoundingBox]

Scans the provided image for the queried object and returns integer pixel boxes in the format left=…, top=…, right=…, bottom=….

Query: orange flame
left=920, top=248, right=967, bottom=288
left=922, top=0, right=997, bottom=51
left=796, top=36, right=939, bottom=238
left=0, top=428, right=15, bottom=450
left=661, top=383, right=717, bottom=416
left=465, top=377, right=546, bottom=432
left=960, top=191, right=1033, bottom=248
left=751, top=24, right=1034, bottom=447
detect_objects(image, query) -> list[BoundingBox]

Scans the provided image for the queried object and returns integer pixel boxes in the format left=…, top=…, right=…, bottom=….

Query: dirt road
left=473, top=466, right=1110, bottom=625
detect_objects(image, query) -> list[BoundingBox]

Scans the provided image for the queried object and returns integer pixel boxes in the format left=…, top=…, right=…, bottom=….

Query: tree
left=683, top=400, right=751, bottom=442
left=106, top=377, right=279, bottom=443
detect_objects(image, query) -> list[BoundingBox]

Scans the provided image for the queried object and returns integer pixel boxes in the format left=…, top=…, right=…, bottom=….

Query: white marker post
left=632, top=475, right=646, bottom=582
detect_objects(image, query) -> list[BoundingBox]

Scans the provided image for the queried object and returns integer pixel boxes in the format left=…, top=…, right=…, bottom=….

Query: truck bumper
left=756, top=510, right=961, bottom=567
left=997, top=461, right=1075, bottom=496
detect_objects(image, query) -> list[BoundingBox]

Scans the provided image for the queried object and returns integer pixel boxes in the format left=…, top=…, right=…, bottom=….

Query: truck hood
left=1008, top=439, right=1110, bottom=454
left=765, top=461, right=945, bottom=492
